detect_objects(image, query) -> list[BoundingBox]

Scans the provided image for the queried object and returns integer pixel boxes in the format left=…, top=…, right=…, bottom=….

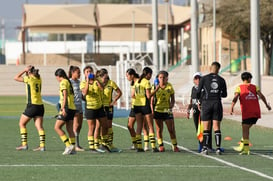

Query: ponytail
left=138, top=67, right=152, bottom=83
left=55, top=68, right=74, bottom=95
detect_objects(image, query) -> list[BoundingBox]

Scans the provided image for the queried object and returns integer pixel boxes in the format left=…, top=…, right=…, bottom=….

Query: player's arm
left=221, top=79, right=228, bottom=98
left=81, top=78, right=90, bottom=96
left=196, top=78, right=204, bottom=99
left=14, top=66, right=31, bottom=82
left=257, top=90, right=271, bottom=110
left=230, top=92, right=239, bottom=115
left=146, top=88, right=152, bottom=99
left=111, top=87, right=122, bottom=106
left=61, top=89, right=68, bottom=117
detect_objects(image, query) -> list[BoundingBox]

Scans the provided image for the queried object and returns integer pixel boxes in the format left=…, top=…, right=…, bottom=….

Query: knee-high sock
left=203, top=130, right=210, bottom=149
left=39, top=130, right=45, bottom=147
left=215, top=130, right=221, bottom=148
left=20, top=128, right=27, bottom=146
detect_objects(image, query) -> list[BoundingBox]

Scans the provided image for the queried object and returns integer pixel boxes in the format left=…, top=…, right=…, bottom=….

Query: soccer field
left=0, top=96, right=273, bottom=181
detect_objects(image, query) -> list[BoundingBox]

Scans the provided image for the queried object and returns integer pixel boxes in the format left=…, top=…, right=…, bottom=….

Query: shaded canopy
left=24, top=4, right=97, bottom=34
left=22, top=4, right=191, bottom=41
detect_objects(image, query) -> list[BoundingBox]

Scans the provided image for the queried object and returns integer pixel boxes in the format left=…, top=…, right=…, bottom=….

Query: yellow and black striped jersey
left=152, top=82, right=174, bottom=113
left=23, top=76, right=43, bottom=105
left=59, top=79, right=76, bottom=110
left=80, top=80, right=103, bottom=109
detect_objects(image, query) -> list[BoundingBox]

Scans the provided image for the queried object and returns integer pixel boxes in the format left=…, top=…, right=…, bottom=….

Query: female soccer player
left=230, top=72, right=271, bottom=155
left=68, top=65, right=84, bottom=151
left=98, top=68, right=122, bottom=150
left=131, top=67, right=158, bottom=152
left=126, top=68, right=150, bottom=150
left=14, top=65, right=45, bottom=151
left=80, top=66, right=110, bottom=152
left=54, top=68, right=76, bottom=155
left=151, top=70, right=179, bottom=152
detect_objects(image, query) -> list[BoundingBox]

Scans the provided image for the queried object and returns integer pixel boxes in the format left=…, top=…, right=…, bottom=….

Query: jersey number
left=35, top=84, right=41, bottom=93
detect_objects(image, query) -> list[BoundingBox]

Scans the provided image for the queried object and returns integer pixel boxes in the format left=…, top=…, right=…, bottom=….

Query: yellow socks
left=149, top=133, right=156, bottom=149
left=38, top=130, right=45, bottom=148
left=88, top=136, right=94, bottom=149
left=136, top=134, right=142, bottom=149
left=60, top=134, right=71, bottom=147
left=20, top=128, right=27, bottom=146
left=144, top=135, right=149, bottom=148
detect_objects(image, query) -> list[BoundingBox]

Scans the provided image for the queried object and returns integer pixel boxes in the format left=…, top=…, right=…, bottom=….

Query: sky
left=0, top=0, right=187, bottom=40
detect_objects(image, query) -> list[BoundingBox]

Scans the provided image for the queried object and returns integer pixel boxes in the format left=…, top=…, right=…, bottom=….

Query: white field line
left=113, top=123, right=273, bottom=181
left=0, top=164, right=228, bottom=168
left=42, top=99, right=273, bottom=180
left=252, top=152, right=273, bottom=160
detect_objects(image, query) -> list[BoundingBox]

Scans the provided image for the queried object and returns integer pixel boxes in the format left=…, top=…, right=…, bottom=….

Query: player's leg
left=16, top=114, right=31, bottom=150
left=155, top=118, right=164, bottom=152
left=33, top=116, right=45, bottom=151
left=142, top=117, right=150, bottom=151
left=127, top=115, right=137, bottom=149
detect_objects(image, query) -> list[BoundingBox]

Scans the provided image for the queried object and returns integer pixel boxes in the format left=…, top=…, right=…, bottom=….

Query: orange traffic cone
left=16, top=57, right=19, bottom=66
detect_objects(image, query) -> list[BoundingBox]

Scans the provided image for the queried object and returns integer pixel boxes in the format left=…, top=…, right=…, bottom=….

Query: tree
left=202, top=0, right=273, bottom=75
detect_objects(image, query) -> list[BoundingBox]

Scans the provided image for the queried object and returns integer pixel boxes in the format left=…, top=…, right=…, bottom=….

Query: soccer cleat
left=130, top=144, right=137, bottom=150
left=90, top=149, right=99, bottom=153
left=99, top=144, right=111, bottom=152
left=33, top=146, right=45, bottom=152
left=233, top=145, right=243, bottom=152
left=201, top=148, right=208, bottom=155
left=16, top=145, right=28, bottom=151
left=144, top=146, right=149, bottom=152
left=62, top=145, right=74, bottom=155
left=152, top=147, right=159, bottom=153
left=75, top=146, right=85, bottom=152
left=110, top=147, right=122, bottom=153
left=239, top=150, right=250, bottom=155
left=173, top=146, right=180, bottom=152
left=136, top=148, right=145, bottom=152
left=215, top=148, right=222, bottom=155
left=159, top=146, right=165, bottom=152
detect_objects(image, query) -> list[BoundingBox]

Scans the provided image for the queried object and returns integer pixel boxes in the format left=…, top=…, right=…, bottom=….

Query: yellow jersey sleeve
left=235, top=86, right=241, bottom=94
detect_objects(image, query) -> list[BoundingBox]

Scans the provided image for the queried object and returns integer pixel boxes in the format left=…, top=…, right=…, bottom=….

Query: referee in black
left=197, top=61, right=227, bottom=155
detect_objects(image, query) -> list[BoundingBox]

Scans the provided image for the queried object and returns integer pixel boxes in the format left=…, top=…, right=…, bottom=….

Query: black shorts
left=153, top=111, right=173, bottom=120
left=134, top=104, right=152, bottom=115
left=23, top=104, right=44, bottom=118
left=201, top=100, right=223, bottom=121
left=56, top=109, right=76, bottom=122
left=85, top=107, right=106, bottom=120
left=104, top=106, right=114, bottom=120
left=242, top=117, right=258, bottom=125
left=129, top=108, right=135, bottom=117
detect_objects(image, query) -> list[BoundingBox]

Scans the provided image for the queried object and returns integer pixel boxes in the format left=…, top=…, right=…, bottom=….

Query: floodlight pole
left=250, top=0, right=261, bottom=89
left=152, top=0, right=159, bottom=74
left=165, top=0, right=169, bottom=70
left=213, top=0, right=216, bottom=61
left=191, top=0, right=199, bottom=73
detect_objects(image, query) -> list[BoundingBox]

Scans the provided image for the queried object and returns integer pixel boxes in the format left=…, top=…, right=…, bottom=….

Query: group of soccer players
left=14, top=62, right=270, bottom=155
left=15, top=64, right=179, bottom=154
